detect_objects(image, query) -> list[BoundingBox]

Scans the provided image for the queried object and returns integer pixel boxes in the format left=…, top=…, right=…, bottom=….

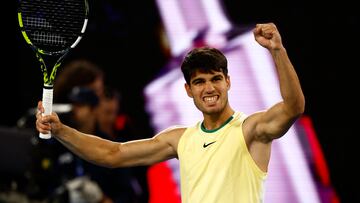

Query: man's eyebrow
left=191, top=78, right=204, bottom=84
left=212, top=74, right=223, bottom=79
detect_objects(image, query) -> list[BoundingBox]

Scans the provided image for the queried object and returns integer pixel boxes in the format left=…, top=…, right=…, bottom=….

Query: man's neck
left=202, top=108, right=235, bottom=130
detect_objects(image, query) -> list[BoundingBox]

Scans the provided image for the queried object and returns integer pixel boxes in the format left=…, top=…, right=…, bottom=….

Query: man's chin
left=195, top=102, right=221, bottom=114
left=202, top=107, right=221, bottom=115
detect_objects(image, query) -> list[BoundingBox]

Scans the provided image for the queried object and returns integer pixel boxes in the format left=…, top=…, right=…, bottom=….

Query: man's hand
left=36, top=101, right=62, bottom=135
left=253, top=23, right=283, bottom=50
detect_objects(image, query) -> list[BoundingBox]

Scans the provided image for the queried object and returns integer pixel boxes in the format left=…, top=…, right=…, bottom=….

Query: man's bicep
left=112, top=134, right=177, bottom=167
left=256, top=102, right=298, bottom=141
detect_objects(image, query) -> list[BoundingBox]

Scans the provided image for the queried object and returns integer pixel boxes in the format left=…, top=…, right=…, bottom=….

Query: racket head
left=17, top=0, right=89, bottom=56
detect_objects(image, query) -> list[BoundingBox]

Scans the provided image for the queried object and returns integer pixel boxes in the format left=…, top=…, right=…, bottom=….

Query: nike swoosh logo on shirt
left=203, top=141, right=217, bottom=148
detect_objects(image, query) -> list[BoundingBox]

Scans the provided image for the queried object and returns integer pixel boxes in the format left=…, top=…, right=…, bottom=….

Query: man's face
left=72, top=104, right=96, bottom=128
left=185, top=70, right=230, bottom=115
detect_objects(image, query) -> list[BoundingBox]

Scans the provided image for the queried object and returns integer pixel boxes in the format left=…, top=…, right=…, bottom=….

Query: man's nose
left=204, top=82, right=215, bottom=92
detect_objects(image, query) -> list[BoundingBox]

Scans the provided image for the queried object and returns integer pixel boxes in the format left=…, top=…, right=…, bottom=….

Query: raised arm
left=245, top=23, right=305, bottom=143
left=36, top=101, right=184, bottom=168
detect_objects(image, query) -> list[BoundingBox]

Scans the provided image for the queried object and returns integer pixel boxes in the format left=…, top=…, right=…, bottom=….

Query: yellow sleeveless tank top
left=177, top=112, right=267, bottom=203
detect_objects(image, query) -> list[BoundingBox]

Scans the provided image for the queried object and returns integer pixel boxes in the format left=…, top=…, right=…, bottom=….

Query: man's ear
left=226, top=75, right=231, bottom=90
left=185, top=83, right=193, bottom=98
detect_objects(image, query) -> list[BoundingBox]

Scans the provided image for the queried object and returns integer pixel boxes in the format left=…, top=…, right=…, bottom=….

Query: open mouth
left=203, top=95, right=219, bottom=105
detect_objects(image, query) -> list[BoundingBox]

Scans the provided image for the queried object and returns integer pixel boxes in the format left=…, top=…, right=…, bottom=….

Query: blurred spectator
left=56, top=60, right=151, bottom=202
left=55, top=61, right=150, bottom=202
left=54, top=59, right=105, bottom=104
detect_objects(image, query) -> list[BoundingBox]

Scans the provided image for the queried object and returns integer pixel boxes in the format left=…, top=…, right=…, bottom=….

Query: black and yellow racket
left=18, top=0, right=89, bottom=139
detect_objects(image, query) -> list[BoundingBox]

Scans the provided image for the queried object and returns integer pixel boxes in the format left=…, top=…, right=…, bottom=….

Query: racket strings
left=20, top=0, right=87, bottom=51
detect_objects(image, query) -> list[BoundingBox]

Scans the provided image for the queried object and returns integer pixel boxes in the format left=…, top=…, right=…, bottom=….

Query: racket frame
left=17, top=0, right=89, bottom=139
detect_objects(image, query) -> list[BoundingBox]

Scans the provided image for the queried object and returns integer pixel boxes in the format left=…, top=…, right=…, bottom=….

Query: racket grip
left=39, top=87, right=53, bottom=139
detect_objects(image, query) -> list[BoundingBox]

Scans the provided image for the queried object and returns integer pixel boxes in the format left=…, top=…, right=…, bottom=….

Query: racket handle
left=39, top=87, right=53, bottom=139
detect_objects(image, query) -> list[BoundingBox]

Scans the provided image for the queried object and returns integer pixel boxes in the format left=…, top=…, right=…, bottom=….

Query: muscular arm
left=246, top=23, right=305, bottom=143
left=36, top=102, right=185, bottom=168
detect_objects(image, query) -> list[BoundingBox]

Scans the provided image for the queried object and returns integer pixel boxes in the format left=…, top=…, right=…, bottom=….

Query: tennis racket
left=18, top=0, right=89, bottom=139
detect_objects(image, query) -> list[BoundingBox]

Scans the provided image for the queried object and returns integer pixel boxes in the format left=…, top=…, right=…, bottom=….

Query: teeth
left=204, top=96, right=217, bottom=103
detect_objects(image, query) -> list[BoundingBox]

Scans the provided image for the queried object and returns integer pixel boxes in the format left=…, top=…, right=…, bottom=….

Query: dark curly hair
left=181, top=47, right=228, bottom=84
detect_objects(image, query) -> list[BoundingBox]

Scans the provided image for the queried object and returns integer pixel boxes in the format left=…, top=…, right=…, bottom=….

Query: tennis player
left=36, top=23, right=305, bottom=203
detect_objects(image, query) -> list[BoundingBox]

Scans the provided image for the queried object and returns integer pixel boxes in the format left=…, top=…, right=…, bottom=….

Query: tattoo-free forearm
left=271, top=47, right=305, bottom=116
left=54, top=124, right=120, bottom=168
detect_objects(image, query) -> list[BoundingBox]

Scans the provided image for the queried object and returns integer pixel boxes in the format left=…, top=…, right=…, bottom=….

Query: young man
left=36, top=23, right=305, bottom=203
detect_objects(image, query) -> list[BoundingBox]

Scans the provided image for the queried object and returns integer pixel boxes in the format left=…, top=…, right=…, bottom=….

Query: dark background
left=3, top=0, right=359, bottom=202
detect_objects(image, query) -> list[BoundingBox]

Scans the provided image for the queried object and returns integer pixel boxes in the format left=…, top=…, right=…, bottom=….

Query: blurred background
left=2, top=0, right=358, bottom=202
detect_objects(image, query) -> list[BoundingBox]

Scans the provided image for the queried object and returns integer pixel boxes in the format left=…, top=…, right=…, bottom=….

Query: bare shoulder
left=156, top=125, right=187, bottom=151
left=158, top=125, right=187, bottom=139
